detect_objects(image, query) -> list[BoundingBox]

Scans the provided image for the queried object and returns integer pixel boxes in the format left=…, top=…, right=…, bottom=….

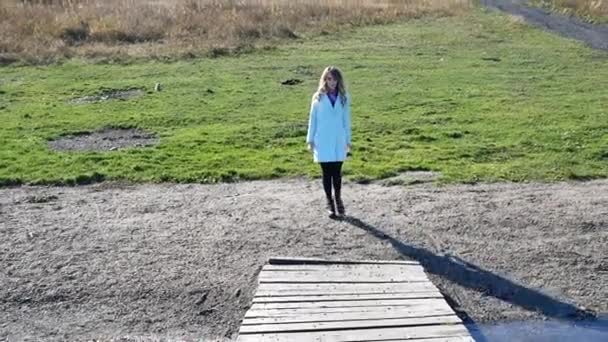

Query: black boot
left=335, top=196, right=345, bottom=216
left=326, top=197, right=337, bottom=218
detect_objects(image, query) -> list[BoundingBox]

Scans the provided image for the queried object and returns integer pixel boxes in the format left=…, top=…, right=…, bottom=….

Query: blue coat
left=306, top=92, right=351, bottom=163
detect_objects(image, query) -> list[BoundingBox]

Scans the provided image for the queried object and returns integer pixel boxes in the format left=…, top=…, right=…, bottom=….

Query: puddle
left=48, top=128, right=158, bottom=151
left=69, top=88, right=145, bottom=104
left=468, top=316, right=608, bottom=341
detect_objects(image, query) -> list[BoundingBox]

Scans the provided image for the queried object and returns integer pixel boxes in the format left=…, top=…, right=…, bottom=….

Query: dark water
left=467, top=316, right=608, bottom=341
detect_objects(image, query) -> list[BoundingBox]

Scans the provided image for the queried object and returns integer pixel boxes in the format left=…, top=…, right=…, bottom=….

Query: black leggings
left=320, top=162, right=343, bottom=200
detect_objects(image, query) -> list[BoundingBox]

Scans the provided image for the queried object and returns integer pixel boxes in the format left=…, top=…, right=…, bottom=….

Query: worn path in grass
left=481, top=0, right=608, bottom=49
left=1, top=179, right=607, bottom=341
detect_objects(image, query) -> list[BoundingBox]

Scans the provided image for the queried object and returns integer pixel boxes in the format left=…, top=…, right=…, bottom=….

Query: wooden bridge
left=237, top=257, right=475, bottom=341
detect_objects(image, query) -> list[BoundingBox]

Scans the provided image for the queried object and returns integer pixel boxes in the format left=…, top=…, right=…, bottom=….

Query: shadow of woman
left=342, top=216, right=596, bottom=322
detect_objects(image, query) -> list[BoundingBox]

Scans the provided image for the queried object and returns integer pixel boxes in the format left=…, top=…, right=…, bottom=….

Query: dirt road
left=481, top=0, right=608, bottom=50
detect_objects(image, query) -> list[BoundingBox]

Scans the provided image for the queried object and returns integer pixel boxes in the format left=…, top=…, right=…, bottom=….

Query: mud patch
left=69, top=88, right=145, bottom=104
left=48, top=128, right=158, bottom=152
left=378, top=171, right=441, bottom=186
left=280, top=79, right=303, bottom=86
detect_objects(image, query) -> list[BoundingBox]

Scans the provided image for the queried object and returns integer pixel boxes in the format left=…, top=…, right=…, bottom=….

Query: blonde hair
left=313, top=66, right=348, bottom=106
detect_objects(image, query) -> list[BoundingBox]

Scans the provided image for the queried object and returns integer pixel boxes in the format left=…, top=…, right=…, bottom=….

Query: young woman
left=306, top=66, right=351, bottom=218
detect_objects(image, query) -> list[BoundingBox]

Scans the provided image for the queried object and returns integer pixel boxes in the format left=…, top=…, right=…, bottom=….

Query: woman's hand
left=307, top=142, right=314, bottom=151
left=347, top=144, right=352, bottom=152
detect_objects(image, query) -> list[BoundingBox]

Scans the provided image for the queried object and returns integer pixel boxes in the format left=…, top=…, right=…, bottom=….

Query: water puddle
left=468, top=316, right=608, bottom=341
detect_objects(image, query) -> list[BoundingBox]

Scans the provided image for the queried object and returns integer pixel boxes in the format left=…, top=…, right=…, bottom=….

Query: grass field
left=0, top=8, right=607, bottom=186
left=531, top=0, right=608, bottom=23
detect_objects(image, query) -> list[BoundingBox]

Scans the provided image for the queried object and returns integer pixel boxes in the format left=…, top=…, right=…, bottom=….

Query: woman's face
left=325, top=73, right=338, bottom=91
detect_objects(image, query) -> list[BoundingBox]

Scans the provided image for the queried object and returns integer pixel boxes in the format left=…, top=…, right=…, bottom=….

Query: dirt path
left=1, top=179, right=607, bottom=341
left=481, top=0, right=608, bottom=50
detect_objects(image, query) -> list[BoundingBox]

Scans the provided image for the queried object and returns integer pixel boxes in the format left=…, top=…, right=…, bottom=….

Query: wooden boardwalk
left=237, top=257, right=475, bottom=342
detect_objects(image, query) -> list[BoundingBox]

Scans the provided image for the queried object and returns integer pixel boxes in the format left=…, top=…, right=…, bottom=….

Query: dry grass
left=0, top=0, right=471, bottom=64
left=533, top=0, right=608, bottom=22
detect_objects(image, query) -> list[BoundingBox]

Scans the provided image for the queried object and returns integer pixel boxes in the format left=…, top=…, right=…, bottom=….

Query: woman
left=306, top=66, right=351, bottom=218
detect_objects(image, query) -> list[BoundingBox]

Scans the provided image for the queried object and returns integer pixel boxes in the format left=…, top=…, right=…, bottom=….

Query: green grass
left=1, top=8, right=607, bottom=186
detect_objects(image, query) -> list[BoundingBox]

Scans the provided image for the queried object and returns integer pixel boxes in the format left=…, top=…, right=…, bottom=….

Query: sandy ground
left=1, top=178, right=607, bottom=341
left=481, top=0, right=608, bottom=50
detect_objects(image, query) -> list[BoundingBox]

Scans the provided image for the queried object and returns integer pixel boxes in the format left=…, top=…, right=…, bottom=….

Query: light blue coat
left=306, top=92, right=351, bottom=163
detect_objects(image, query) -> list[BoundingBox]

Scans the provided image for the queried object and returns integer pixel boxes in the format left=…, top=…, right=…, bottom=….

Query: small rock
left=234, top=288, right=241, bottom=298
left=198, top=309, right=213, bottom=315
left=154, top=83, right=162, bottom=92
left=195, top=292, right=208, bottom=305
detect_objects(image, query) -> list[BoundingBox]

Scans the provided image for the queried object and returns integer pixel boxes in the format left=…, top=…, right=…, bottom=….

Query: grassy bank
left=0, top=9, right=607, bottom=185
left=0, top=0, right=471, bottom=64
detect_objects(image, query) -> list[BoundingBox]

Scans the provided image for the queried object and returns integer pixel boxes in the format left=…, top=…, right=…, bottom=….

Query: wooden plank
left=253, top=291, right=444, bottom=303
left=369, top=338, right=474, bottom=342
left=262, top=264, right=426, bottom=272
left=360, top=339, right=473, bottom=342
left=258, top=280, right=437, bottom=293
left=259, top=270, right=427, bottom=280
left=246, top=302, right=455, bottom=318
left=259, top=269, right=427, bottom=279
left=242, top=310, right=458, bottom=324
left=245, top=305, right=455, bottom=318
left=262, top=264, right=424, bottom=270
left=255, top=291, right=438, bottom=298
left=239, top=315, right=463, bottom=334
left=258, top=271, right=429, bottom=283
left=268, top=257, right=419, bottom=265
left=236, top=324, right=472, bottom=342
left=255, top=287, right=439, bottom=295
left=237, top=335, right=474, bottom=342
left=249, top=298, right=453, bottom=310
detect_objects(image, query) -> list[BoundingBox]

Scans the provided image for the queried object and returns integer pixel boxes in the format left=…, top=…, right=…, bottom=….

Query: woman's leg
left=319, top=162, right=336, bottom=215
left=331, top=162, right=343, bottom=200
left=331, top=162, right=345, bottom=215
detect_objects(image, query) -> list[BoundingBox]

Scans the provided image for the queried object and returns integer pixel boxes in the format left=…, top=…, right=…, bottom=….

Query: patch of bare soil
left=1, top=179, right=607, bottom=341
left=378, top=171, right=440, bottom=186
left=481, top=0, right=608, bottom=50
left=69, top=88, right=145, bottom=104
left=47, top=128, right=158, bottom=152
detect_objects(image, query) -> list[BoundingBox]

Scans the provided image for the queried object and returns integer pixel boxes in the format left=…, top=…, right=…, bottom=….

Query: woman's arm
left=306, top=96, right=317, bottom=148
left=343, top=95, right=351, bottom=147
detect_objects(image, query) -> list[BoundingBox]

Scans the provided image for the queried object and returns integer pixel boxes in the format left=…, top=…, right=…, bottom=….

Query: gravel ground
left=1, top=178, right=607, bottom=341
